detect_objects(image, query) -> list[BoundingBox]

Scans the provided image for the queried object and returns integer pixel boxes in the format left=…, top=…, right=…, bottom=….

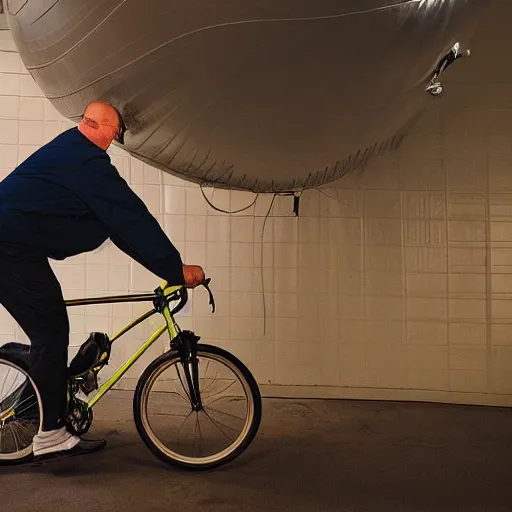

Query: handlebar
left=154, top=278, right=215, bottom=316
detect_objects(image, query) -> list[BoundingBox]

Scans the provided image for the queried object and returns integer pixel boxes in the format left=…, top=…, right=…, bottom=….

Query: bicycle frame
left=65, top=285, right=183, bottom=410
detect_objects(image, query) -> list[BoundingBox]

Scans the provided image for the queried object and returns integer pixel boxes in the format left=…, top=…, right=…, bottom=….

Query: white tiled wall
left=1, top=1, right=511, bottom=405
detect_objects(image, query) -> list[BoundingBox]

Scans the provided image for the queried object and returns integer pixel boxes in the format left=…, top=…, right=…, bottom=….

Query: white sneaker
left=32, top=427, right=80, bottom=457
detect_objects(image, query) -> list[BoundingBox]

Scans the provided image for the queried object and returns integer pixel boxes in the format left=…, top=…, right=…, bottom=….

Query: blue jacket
left=0, top=128, right=184, bottom=285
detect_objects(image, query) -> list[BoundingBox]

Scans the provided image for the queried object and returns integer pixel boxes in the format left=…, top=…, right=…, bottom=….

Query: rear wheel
left=134, top=344, right=262, bottom=471
left=0, top=358, right=41, bottom=464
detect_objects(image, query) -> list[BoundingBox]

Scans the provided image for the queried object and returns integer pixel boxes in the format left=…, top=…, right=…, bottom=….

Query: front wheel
left=133, top=344, right=262, bottom=471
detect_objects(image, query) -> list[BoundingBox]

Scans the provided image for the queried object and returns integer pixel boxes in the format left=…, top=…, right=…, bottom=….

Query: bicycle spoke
left=204, top=394, right=245, bottom=407
left=204, top=406, right=246, bottom=423
left=9, top=423, right=20, bottom=453
left=147, top=412, right=191, bottom=418
left=14, top=399, right=38, bottom=417
left=201, top=409, right=235, bottom=441
left=202, top=379, right=236, bottom=403
left=175, top=410, right=194, bottom=440
left=199, top=369, right=220, bottom=396
left=17, top=417, right=38, bottom=433
left=200, top=360, right=211, bottom=393
left=10, top=390, right=35, bottom=413
left=0, top=366, right=11, bottom=399
left=1, top=368, right=18, bottom=404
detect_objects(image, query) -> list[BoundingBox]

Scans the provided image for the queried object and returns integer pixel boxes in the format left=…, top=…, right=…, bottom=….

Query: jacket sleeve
left=65, top=157, right=185, bottom=286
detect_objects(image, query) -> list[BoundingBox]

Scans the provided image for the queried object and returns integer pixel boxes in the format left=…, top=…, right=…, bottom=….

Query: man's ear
left=82, top=116, right=100, bottom=129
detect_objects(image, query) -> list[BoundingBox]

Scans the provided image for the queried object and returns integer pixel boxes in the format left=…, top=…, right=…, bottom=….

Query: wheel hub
left=0, top=408, right=15, bottom=422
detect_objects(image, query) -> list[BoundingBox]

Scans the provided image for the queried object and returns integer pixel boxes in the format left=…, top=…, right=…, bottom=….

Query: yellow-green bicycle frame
left=65, top=284, right=183, bottom=410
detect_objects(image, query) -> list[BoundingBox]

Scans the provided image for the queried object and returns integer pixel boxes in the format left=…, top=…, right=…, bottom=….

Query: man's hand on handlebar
left=183, top=264, right=205, bottom=289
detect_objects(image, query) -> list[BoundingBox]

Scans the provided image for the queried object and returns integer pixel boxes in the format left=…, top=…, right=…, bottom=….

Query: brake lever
left=202, top=278, right=215, bottom=313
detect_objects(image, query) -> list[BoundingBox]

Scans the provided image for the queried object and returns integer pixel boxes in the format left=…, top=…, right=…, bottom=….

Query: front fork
left=173, top=331, right=203, bottom=411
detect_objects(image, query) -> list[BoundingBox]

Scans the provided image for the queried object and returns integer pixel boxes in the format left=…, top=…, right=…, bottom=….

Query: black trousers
left=0, top=242, right=69, bottom=431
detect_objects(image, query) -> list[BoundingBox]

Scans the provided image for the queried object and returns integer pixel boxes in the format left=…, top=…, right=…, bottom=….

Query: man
left=0, top=101, right=205, bottom=460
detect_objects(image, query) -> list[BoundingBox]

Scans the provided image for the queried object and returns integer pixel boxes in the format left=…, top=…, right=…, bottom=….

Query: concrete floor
left=1, top=391, right=511, bottom=512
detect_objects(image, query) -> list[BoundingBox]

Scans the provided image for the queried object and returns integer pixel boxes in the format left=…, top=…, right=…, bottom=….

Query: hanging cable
left=199, top=183, right=259, bottom=214
left=260, top=194, right=277, bottom=336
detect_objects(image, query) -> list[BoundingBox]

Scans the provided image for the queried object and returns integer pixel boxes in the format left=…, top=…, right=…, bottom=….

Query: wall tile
left=405, top=247, right=447, bottom=273
left=230, top=292, right=254, bottom=317
left=0, top=95, right=19, bottom=119
left=19, top=97, right=44, bottom=120
left=450, top=323, right=486, bottom=346
left=274, top=293, right=298, bottom=318
left=448, top=194, right=486, bottom=221
left=363, top=190, right=401, bottom=218
left=185, top=186, right=208, bottom=215
left=231, top=217, right=255, bottom=242
left=365, top=320, right=405, bottom=344
left=407, top=369, right=448, bottom=391
left=163, top=214, right=185, bottom=242
left=185, top=241, right=207, bottom=263
left=164, top=186, right=185, bottom=214
left=365, top=344, right=406, bottom=388
left=406, top=273, right=446, bottom=298
left=338, top=295, right=364, bottom=320
left=20, top=75, right=44, bottom=97
left=0, top=52, right=21, bottom=73
left=207, top=242, right=230, bottom=267
left=18, top=120, right=43, bottom=145
left=338, top=344, right=366, bottom=386
left=406, top=321, right=447, bottom=345
left=231, top=242, right=254, bottom=267
left=366, top=246, right=403, bottom=273
left=274, top=243, right=298, bottom=268
left=364, top=218, right=402, bottom=246
left=364, top=272, right=403, bottom=296
left=0, top=74, right=20, bottom=95
left=404, top=220, right=446, bottom=247
left=207, top=216, right=230, bottom=242
left=407, top=298, right=447, bottom=321
left=402, top=192, right=446, bottom=219
left=407, top=345, right=448, bottom=371
left=185, top=215, right=206, bottom=242
left=449, top=299, right=486, bottom=321
left=0, top=119, right=18, bottom=144
left=448, top=247, right=486, bottom=274
left=231, top=267, right=254, bottom=292
left=366, top=296, right=405, bottom=321
left=450, top=346, right=487, bottom=371
left=449, top=221, right=486, bottom=243
left=449, top=370, right=487, bottom=393
left=274, top=217, right=298, bottom=243
left=0, top=143, right=19, bottom=168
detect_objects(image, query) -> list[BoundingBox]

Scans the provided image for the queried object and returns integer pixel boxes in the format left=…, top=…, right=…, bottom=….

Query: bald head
left=78, top=101, right=125, bottom=150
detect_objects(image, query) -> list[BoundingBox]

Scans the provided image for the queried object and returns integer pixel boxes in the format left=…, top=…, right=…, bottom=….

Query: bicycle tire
left=0, top=358, right=42, bottom=465
left=133, top=344, right=262, bottom=471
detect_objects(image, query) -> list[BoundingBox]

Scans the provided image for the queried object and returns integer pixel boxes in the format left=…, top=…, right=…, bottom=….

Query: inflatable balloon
left=4, top=0, right=483, bottom=192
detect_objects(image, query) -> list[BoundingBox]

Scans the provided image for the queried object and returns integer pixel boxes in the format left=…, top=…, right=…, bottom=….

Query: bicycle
left=0, top=279, right=262, bottom=470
